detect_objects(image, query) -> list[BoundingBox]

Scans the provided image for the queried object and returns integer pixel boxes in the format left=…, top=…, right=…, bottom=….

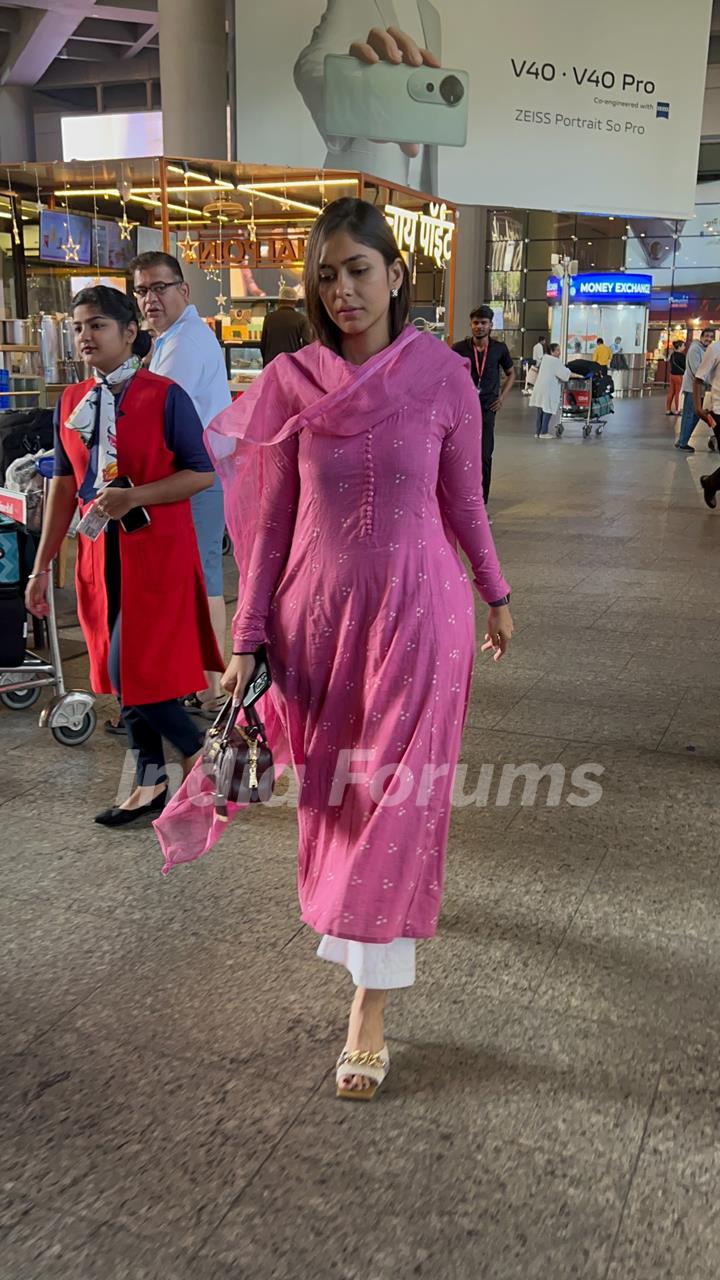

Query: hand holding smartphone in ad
left=324, top=26, right=469, bottom=153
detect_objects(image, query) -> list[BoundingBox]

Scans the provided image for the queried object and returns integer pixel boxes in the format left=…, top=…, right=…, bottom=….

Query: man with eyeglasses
left=131, top=250, right=231, bottom=715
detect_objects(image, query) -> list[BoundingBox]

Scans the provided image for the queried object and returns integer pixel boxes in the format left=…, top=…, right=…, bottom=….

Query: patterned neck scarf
left=65, top=356, right=140, bottom=489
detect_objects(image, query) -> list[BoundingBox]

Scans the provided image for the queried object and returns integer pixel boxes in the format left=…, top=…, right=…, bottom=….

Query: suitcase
left=0, top=517, right=21, bottom=584
left=0, top=517, right=26, bottom=667
left=0, top=408, right=54, bottom=484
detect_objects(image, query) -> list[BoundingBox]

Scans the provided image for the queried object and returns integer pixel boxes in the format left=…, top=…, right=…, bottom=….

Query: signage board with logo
left=547, top=273, right=653, bottom=304
left=234, top=0, right=712, bottom=217
left=0, top=488, right=27, bottom=526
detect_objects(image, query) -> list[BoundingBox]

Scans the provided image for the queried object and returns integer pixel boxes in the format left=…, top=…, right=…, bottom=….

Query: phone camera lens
left=440, top=74, right=464, bottom=105
left=426, top=81, right=435, bottom=92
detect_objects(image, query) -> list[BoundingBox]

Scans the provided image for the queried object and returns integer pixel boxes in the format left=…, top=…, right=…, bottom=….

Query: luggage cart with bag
left=0, top=454, right=97, bottom=745
left=558, top=370, right=614, bottom=438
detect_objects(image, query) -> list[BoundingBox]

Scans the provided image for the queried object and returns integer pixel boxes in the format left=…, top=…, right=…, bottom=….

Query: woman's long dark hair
left=71, top=284, right=152, bottom=359
left=304, top=198, right=410, bottom=354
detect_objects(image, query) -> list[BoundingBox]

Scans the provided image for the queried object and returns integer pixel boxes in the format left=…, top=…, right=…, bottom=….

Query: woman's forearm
left=130, top=470, right=214, bottom=508
left=31, top=476, right=77, bottom=571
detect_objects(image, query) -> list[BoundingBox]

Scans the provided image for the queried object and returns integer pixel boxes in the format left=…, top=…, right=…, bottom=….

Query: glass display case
left=224, top=339, right=263, bottom=391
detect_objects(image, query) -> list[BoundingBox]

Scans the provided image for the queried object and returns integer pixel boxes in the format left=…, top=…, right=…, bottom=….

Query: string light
left=117, top=161, right=137, bottom=241
left=5, top=169, right=20, bottom=246
left=91, top=162, right=100, bottom=275
left=248, top=180, right=257, bottom=243
left=179, top=165, right=196, bottom=263
left=215, top=199, right=227, bottom=313
left=62, top=182, right=80, bottom=262
left=118, top=210, right=135, bottom=241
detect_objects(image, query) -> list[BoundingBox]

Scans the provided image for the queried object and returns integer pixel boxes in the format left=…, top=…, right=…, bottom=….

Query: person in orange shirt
left=594, top=338, right=612, bottom=367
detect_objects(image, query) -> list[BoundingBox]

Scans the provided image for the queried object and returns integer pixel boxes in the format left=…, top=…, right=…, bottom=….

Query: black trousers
left=108, top=614, right=203, bottom=787
left=480, top=402, right=496, bottom=504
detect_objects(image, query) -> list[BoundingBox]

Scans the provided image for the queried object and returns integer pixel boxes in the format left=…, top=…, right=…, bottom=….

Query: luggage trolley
left=557, top=374, right=612, bottom=438
left=0, top=456, right=97, bottom=746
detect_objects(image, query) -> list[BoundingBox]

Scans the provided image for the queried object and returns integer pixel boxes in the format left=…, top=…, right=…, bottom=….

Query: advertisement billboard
left=234, top=0, right=712, bottom=217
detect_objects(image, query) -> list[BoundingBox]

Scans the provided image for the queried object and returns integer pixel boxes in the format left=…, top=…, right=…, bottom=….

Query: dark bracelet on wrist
left=232, top=651, right=256, bottom=656
left=489, top=595, right=510, bottom=608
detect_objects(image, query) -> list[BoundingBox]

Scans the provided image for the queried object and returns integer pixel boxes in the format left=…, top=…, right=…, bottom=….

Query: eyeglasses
left=133, top=281, right=183, bottom=300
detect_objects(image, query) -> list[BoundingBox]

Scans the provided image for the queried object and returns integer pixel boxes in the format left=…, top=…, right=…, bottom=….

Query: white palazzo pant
left=316, top=935, right=416, bottom=988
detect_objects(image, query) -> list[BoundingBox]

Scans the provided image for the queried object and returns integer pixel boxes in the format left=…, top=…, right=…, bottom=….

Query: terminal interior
left=0, top=4, right=719, bottom=1279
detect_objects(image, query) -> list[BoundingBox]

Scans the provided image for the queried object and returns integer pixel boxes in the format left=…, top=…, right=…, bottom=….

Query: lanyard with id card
left=472, top=342, right=489, bottom=391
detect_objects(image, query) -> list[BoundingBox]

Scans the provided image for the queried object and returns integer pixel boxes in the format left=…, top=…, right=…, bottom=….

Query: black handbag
left=203, top=697, right=275, bottom=819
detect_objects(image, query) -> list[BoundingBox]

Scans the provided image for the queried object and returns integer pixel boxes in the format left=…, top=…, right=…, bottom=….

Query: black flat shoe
left=700, top=476, right=717, bottom=510
left=94, top=788, right=168, bottom=827
left=104, top=717, right=127, bottom=737
left=182, top=693, right=205, bottom=716
left=675, top=443, right=695, bottom=452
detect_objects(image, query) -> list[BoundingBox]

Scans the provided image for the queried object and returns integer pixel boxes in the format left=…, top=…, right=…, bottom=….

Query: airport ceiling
left=0, top=0, right=159, bottom=105
left=0, top=0, right=719, bottom=109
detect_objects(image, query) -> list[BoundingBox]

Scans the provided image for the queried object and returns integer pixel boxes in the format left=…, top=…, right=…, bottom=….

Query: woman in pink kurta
left=156, top=199, right=512, bottom=1098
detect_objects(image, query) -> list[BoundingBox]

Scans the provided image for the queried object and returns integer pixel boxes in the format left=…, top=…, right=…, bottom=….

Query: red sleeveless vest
left=59, top=369, right=223, bottom=704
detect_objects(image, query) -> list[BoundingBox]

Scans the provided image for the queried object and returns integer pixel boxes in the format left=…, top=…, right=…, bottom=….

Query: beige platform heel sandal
left=335, top=1045, right=390, bottom=1101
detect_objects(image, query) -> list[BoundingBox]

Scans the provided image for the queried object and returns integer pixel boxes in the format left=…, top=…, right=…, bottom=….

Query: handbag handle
left=211, top=696, right=265, bottom=750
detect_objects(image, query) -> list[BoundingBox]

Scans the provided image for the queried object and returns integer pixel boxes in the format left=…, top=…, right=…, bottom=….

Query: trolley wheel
left=0, top=685, right=42, bottom=710
left=583, top=424, right=592, bottom=437
left=555, top=423, right=564, bottom=436
left=51, top=706, right=97, bottom=747
left=596, top=424, right=604, bottom=436
left=222, top=530, right=232, bottom=556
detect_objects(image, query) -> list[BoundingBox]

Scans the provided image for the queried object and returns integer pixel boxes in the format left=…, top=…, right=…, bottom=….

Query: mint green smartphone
left=323, top=55, right=469, bottom=148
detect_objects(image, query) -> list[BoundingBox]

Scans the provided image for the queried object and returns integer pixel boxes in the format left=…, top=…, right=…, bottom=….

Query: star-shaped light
left=179, top=232, right=196, bottom=263
left=64, top=233, right=80, bottom=263
left=118, top=209, right=137, bottom=241
left=215, top=291, right=227, bottom=311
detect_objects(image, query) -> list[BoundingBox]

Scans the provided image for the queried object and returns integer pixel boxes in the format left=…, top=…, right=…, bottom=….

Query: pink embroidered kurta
left=155, top=327, right=509, bottom=944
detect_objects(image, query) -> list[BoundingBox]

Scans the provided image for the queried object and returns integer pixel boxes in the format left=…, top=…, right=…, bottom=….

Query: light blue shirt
left=150, top=303, right=231, bottom=428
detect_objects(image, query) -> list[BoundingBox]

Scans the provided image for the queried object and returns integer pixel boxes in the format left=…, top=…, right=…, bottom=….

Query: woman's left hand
left=93, top=487, right=135, bottom=520
left=482, top=605, right=513, bottom=662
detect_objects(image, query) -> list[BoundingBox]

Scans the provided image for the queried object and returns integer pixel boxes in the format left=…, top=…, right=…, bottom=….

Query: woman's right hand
left=25, top=572, right=50, bottom=618
left=220, top=653, right=256, bottom=700
left=348, top=27, right=441, bottom=158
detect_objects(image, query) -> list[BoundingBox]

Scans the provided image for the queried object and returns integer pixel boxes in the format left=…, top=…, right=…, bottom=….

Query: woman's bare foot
left=119, top=781, right=166, bottom=811
left=340, top=987, right=387, bottom=1092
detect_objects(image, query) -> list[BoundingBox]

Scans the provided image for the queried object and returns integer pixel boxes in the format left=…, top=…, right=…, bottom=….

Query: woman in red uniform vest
left=26, top=286, right=223, bottom=825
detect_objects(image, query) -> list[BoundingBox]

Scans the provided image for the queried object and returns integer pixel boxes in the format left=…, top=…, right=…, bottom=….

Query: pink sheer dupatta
left=154, top=327, right=427, bottom=874
left=153, top=355, right=314, bottom=874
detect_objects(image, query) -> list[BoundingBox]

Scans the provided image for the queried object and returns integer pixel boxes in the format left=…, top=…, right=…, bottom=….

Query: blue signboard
left=547, top=272, right=653, bottom=305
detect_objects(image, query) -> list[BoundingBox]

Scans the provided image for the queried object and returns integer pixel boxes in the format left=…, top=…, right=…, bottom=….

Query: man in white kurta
left=529, top=344, right=571, bottom=437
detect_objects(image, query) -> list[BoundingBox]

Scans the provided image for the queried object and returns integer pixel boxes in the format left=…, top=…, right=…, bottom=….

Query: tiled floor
left=1, top=391, right=719, bottom=1279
